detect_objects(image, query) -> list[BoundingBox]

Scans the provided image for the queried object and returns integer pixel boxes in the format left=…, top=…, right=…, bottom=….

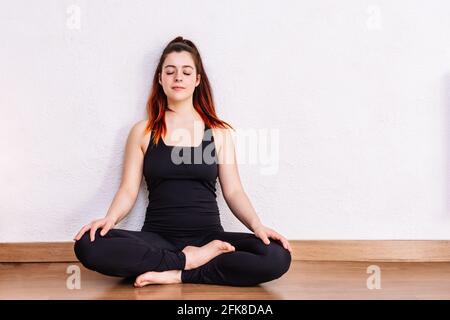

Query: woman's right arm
left=74, top=120, right=147, bottom=242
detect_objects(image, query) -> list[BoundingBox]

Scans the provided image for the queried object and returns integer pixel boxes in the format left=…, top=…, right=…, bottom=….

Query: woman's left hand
left=253, top=224, right=292, bottom=253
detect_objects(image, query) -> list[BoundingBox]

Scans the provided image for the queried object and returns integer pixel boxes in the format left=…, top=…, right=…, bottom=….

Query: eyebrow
left=164, top=65, right=194, bottom=69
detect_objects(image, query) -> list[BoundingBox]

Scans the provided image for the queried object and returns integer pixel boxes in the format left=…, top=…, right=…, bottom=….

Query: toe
left=222, top=242, right=232, bottom=250
left=135, top=275, right=145, bottom=285
left=224, top=242, right=234, bottom=251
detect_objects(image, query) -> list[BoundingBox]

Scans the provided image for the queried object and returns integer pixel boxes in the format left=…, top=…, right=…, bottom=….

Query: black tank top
left=141, top=123, right=224, bottom=235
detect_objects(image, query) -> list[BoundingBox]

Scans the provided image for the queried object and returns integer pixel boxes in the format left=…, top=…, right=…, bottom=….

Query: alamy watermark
left=167, top=121, right=280, bottom=175
left=366, top=5, right=382, bottom=30
left=66, top=265, right=81, bottom=290
left=66, top=4, right=81, bottom=30
left=366, top=264, right=381, bottom=290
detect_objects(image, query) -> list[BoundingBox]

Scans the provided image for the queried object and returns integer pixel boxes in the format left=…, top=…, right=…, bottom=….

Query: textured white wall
left=0, top=0, right=449, bottom=242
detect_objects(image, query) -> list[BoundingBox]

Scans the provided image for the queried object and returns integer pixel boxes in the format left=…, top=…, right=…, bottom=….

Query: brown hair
left=145, top=36, right=233, bottom=145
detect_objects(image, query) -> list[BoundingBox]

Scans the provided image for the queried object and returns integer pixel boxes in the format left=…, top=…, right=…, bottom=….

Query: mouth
left=172, top=86, right=185, bottom=91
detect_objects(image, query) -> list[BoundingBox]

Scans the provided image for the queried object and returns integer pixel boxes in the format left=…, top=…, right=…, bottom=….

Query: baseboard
left=1, top=240, right=449, bottom=263
left=296, top=240, right=450, bottom=262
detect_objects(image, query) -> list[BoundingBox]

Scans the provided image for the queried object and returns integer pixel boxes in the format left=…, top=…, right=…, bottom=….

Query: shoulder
left=130, top=118, right=152, bottom=135
left=135, top=117, right=152, bottom=129
left=211, top=127, right=233, bottom=140
left=129, top=119, right=151, bottom=152
left=127, top=119, right=148, bottom=138
left=211, top=127, right=236, bottom=155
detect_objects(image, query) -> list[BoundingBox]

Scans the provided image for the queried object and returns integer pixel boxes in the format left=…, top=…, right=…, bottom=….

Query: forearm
left=223, top=190, right=263, bottom=232
left=104, top=187, right=137, bottom=225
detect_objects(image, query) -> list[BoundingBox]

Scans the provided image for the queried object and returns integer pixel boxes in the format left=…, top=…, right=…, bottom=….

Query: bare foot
left=134, top=270, right=182, bottom=287
left=182, top=239, right=235, bottom=270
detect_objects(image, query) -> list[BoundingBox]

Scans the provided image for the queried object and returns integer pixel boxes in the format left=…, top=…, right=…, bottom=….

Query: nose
left=175, top=70, right=183, bottom=82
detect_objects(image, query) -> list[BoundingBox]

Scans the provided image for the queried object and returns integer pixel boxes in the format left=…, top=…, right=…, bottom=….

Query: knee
left=73, top=230, right=101, bottom=270
left=264, top=242, right=292, bottom=279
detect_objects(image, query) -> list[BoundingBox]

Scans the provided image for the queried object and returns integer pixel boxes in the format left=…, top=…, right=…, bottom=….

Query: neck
left=166, top=99, right=196, bottom=119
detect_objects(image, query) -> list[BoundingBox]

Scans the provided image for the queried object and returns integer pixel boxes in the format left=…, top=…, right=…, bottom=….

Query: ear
left=196, top=73, right=201, bottom=87
left=158, top=73, right=162, bottom=85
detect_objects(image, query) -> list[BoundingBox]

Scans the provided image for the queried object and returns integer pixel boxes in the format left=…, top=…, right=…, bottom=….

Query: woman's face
left=159, top=51, right=201, bottom=103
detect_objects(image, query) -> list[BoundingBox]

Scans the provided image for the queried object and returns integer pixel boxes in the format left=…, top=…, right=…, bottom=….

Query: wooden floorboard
left=1, top=261, right=449, bottom=299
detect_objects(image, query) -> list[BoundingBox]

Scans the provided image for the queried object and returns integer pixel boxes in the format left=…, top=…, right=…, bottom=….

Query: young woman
left=73, top=36, right=292, bottom=287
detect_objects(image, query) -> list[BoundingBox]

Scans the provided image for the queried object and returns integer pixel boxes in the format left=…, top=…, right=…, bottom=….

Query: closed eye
left=166, top=72, right=191, bottom=75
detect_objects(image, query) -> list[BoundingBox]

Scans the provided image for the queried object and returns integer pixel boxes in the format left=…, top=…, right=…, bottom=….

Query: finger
left=268, top=233, right=290, bottom=251
left=254, top=230, right=270, bottom=245
left=284, top=240, right=292, bottom=252
left=267, top=234, right=281, bottom=243
left=265, top=231, right=280, bottom=239
left=74, top=230, right=82, bottom=241
left=260, top=234, right=270, bottom=245
left=74, top=225, right=90, bottom=241
left=276, top=235, right=287, bottom=246
left=100, top=223, right=112, bottom=236
left=286, top=240, right=292, bottom=251
left=287, top=240, right=293, bottom=251
left=90, top=224, right=100, bottom=242
left=74, top=227, right=85, bottom=241
left=280, top=236, right=290, bottom=250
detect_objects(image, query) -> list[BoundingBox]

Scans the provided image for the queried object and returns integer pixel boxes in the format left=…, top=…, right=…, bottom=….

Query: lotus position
left=73, top=36, right=292, bottom=287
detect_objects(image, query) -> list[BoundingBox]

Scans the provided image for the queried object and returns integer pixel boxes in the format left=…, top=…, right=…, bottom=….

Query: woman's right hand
left=73, top=217, right=116, bottom=242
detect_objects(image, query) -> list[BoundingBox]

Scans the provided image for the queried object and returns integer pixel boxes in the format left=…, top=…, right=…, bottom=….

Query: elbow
left=120, top=186, right=139, bottom=201
left=223, top=188, right=245, bottom=201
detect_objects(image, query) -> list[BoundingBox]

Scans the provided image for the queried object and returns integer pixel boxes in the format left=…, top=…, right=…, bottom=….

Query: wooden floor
left=1, top=261, right=450, bottom=299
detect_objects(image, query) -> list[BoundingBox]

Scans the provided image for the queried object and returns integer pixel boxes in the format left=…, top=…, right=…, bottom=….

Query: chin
left=167, top=93, right=191, bottom=101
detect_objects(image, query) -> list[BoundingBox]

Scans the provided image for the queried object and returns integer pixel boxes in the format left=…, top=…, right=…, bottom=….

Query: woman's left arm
left=215, top=128, right=292, bottom=253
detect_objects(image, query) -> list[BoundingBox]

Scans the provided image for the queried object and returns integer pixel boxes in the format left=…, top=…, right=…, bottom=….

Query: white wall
left=0, top=0, right=449, bottom=241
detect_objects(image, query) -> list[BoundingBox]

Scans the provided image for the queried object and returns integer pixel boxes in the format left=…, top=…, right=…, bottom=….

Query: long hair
left=145, top=36, right=233, bottom=146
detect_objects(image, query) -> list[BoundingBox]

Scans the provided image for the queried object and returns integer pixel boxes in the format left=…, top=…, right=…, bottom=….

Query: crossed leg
left=74, top=229, right=186, bottom=278
left=73, top=228, right=235, bottom=283
left=179, top=231, right=292, bottom=287
left=74, top=229, right=291, bottom=287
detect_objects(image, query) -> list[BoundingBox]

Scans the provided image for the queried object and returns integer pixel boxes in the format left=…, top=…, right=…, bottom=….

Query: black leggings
left=74, top=228, right=291, bottom=287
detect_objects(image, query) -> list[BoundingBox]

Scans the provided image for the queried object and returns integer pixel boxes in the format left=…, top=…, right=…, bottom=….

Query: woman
left=73, top=36, right=292, bottom=287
